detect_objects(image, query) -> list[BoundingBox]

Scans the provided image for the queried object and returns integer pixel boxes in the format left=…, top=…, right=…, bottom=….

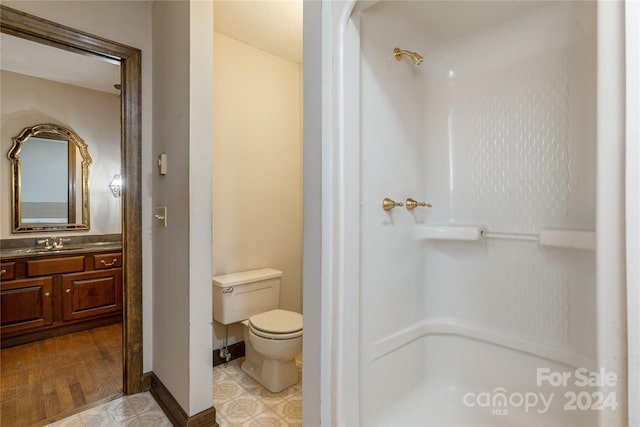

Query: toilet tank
left=213, top=268, right=282, bottom=325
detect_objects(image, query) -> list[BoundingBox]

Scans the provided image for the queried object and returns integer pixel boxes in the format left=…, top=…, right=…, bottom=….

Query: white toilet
left=213, top=268, right=302, bottom=393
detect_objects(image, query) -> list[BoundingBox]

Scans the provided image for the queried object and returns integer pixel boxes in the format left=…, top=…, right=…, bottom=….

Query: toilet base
left=241, top=357, right=299, bottom=393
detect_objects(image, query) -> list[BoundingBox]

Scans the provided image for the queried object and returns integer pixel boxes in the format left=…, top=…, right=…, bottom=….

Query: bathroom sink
left=48, top=246, right=84, bottom=251
left=49, top=242, right=121, bottom=251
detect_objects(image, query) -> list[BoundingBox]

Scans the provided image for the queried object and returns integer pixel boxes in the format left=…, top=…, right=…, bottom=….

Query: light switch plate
left=157, top=153, right=167, bottom=175
left=154, top=207, right=167, bottom=227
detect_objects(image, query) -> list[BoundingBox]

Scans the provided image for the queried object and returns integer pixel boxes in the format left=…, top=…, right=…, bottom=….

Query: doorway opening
left=211, top=1, right=303, bottom=424
left=0, top=5, right=142, bottom=425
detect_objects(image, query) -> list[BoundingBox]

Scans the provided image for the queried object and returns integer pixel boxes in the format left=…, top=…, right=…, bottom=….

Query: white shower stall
left=324, top=1, right=628, bottom=425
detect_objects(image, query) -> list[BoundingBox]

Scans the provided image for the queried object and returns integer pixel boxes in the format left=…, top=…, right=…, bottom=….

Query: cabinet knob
left=0, top=269, right=6, bottom=275
left=44, top=292, right=51, bottom=297
left=65, top=289, right=71, bottom=294
left=100, top=259, right=118, bottom=267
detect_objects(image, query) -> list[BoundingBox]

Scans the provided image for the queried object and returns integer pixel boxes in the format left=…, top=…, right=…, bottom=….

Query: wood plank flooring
left=1, top=323, right=122, bottom=427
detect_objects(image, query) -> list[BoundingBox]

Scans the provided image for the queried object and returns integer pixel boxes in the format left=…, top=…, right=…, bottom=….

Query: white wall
left=626, top=3, right=640, bottom=425
left=1, top=0, right=154, bottom=373
left=188, top=0, right=214, bottom=416
left=152, top=0, right=213, bottom=416
left=211, top=32, right=303, bottom=349
left=596, top=3, right=627, bottom=425
left=1, top=71, right=121, bottom=238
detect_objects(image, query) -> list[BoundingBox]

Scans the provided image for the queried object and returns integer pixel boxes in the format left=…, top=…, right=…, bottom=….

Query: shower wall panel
left=358, top=2, right=429, bottom=413
left=421, top=0, right=597, bottom=358
left=356, top=1, right=598, bottom=424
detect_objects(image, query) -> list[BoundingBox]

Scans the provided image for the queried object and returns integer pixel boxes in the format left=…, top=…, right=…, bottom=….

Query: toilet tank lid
left=213, top=268, right=282, bottom=287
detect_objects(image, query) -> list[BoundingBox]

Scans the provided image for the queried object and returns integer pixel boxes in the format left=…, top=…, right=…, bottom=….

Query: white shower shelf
left=412, top=225, right=596, bottom=250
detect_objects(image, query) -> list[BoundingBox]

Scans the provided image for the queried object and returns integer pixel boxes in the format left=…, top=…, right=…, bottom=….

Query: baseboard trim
left=213, top=341, right=245, bottom=366
left=147, top=372, right=218, bottom=427
left=142, top=372, right=152, bottom=391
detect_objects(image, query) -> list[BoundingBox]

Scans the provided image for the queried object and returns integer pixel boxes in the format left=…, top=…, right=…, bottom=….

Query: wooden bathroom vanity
left=0, top=245, right=122, bottom=348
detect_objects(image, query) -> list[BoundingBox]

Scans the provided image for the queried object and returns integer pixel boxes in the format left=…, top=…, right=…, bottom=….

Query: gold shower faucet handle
left=406, top=198, right=432, bottom=210
left=382, top=198, right=404, bottom=211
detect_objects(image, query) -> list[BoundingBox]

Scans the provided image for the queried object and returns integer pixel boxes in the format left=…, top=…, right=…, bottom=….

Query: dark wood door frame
left=1, top=5, right=143, bottom=394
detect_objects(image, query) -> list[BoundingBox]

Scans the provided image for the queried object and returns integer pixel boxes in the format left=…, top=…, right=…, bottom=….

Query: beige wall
left=152, top=1, right=214, bottom=415
left=0, top=71, right=121, bottom=238
left=302, top=2, right=322, bottom=424
left=152, top=0, right=190, bottom=411
left=212, top=33, right=303, bottom=347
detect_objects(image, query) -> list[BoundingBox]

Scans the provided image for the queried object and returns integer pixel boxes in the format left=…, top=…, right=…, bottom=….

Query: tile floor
left=213, top=358, right=302, bottom=427
left=46, top=392, right=170, bottom=426
left=46, top=357, right=302, bottom=427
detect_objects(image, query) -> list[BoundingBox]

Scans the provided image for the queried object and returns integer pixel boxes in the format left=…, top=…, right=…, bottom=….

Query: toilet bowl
left=241, top=309, right=303, bottom=392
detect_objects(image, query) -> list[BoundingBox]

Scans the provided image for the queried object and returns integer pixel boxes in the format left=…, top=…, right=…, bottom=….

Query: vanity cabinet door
left=61, top=269, right=122, bottom=322
left=0, top=277, right=53, bottom=335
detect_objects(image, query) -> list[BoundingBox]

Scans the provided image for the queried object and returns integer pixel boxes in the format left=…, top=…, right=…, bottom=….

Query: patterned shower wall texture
left=424, top=37, right=596, bottom=358
left=469, top=53, right=571, bottom=234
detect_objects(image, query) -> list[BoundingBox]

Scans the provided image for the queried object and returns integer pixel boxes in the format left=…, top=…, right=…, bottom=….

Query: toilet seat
left=249, top=309, right=303, bottom=340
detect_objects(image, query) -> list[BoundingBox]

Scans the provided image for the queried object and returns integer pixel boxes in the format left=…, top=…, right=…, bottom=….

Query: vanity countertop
left=0, top=242, right=122, bottom=260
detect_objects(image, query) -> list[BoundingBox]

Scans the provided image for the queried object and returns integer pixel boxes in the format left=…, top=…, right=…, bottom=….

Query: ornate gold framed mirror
left=7, top=123, right=92, bottom=233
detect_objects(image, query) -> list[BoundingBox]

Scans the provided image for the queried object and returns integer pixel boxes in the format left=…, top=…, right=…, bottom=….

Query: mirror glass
left=8, top=124, right=92, bottom=232
left=21, top=136, right=75, bottom=224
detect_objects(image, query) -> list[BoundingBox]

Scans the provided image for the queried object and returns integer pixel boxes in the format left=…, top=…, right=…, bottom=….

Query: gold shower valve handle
left=406, top=198, right=432, bottom=210
left=382, top=198, right=404, bottom=211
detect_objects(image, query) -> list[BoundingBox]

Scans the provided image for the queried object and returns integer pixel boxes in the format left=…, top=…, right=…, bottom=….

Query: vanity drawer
left=26, top=256, right=85, bottom=277
left=93, top=253, right=122, bottom=270
left=1, top=263, right=15, bottom=280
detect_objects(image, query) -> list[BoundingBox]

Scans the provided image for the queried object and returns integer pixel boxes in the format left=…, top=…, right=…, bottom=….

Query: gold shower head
left=393, top=47, right=423, bottom=67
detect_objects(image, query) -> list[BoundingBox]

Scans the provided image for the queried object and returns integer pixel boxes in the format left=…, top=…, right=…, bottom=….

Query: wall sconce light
left=109, top=174, right=122, bottom=198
